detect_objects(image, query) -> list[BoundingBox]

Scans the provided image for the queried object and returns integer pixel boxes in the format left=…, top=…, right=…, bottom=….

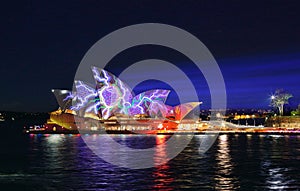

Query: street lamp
left=251, top=114, right=256, bottom=126
left=246, top=115, right=250, bottom=126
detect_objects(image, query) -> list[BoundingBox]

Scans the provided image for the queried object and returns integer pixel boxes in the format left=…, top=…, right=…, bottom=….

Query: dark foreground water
left=0, top=132, right=300, bottom=190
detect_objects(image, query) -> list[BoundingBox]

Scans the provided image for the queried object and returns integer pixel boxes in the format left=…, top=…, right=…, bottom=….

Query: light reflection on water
left=152, top=135, right=174, bottom=191
left=0, top=134, right=299, bottom=190
left=214, top=135, right=239, bottom=190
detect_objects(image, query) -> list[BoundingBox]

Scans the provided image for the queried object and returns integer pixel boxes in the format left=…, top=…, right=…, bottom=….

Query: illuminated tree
left=270, top=89, right=293, bottom=116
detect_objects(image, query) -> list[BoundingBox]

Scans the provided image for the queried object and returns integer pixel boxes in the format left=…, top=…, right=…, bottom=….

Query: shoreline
left=25, top=130, right=300, bottom=135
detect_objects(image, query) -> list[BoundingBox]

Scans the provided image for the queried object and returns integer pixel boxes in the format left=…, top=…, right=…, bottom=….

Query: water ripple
left=0, top=134, right=299, bottom=190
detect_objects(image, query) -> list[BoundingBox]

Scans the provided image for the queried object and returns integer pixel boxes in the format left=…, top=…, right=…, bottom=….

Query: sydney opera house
left=44, top=67, right=204, bottom=133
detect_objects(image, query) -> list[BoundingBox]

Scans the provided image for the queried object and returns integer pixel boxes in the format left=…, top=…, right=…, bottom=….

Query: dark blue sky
left=1, top=1, right=300, bottom=111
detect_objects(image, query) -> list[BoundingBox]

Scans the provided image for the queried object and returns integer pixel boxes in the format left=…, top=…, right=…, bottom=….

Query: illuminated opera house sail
left=49, top=67, right=202, bottom=131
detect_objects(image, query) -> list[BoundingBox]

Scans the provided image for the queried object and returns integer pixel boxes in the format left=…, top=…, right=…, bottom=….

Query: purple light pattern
left=53, top=67, right=197, bottom=120
left=92, top=67, right=133, bottom=119
left=91, top=67, right=170, bottom=119
left=128, top=89, right=170, bottom=116
left=71, top=81, right=99, bottom=114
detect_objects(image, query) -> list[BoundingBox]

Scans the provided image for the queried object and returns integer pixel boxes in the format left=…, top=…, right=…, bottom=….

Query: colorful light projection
left=71, top=81, right=100, bottom=114
left=92, top=67, right=133, bottom=118
left=128, top=89, right=170, bottom=116
left=91, top=67, right=170, bottom=119
left=52, top=67, right=201, bottom=121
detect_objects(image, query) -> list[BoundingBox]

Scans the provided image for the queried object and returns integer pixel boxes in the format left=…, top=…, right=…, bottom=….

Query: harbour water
left=0, top=130, right=300, bottom=190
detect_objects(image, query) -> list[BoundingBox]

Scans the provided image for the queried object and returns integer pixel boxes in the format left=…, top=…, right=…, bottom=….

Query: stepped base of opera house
left=24, top=109, right=300, bottom=135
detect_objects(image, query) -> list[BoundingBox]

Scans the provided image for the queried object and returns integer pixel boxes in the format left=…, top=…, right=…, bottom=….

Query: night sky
left=1, top=1, right=300, bottom=112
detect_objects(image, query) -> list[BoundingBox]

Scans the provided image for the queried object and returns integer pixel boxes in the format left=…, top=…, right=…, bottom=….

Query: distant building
left=265, top=116, right=300, bottom=128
